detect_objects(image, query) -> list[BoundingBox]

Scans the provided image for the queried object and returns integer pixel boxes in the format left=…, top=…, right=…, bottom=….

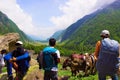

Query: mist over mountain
left=50, top=30, right=65, bottom=41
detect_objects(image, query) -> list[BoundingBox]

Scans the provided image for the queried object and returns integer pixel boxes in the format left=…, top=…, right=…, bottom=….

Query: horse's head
left=62, top=58, right=71, bottom=69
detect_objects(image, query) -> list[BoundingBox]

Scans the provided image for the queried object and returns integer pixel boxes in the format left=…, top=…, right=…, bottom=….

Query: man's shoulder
left=43, top=46, right=57, bottom=52
left=97, top=40, right=101, bottom=43
left=43, top=46, right=50, bottom=50
left=4, top=52, right=12, bottom=60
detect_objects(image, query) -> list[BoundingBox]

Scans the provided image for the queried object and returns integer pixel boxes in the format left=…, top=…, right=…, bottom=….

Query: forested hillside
left=0, top=11, right=32, bottom=42
left=60, top=0, right=120, bottom=53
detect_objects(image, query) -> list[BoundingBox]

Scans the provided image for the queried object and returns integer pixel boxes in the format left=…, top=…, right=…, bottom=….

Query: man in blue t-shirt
left=42, top=38, right=60, bottom=80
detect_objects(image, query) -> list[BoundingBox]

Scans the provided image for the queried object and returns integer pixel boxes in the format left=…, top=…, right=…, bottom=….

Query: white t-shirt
left=50, top=47, right=60, bottom=58
left=51, top=47, right=60, bottom=71
left=55, top=50, right=60, bottom=58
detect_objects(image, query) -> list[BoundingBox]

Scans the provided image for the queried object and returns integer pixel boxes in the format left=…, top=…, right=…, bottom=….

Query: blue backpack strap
left=43, top=47, right=57, bottom=71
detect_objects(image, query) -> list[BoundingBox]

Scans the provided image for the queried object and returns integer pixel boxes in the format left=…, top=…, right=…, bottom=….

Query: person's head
left=15, top=41, right=23, bottom=51
left=100, top=30, right=110, bottom=38
left=15, top=41, right=24, bottom=55
left=1, top=49, right=7, bottom=54
left=49, top=38, right=56, bottom=47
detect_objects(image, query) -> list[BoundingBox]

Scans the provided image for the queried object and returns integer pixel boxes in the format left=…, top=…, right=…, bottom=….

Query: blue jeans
left=6, top=61, right=13, bottom=76
left=98, top=73, right=118, bottom=80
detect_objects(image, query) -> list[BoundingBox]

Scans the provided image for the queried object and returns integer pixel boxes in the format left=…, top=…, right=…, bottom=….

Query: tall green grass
left=2, top=67, right=7, bottom=73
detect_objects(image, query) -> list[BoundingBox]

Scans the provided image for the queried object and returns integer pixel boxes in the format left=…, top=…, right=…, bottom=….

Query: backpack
left=42, top=47, right=57, bottom=71
left=101, top=38, right=119, bottom=53
left=37, top=51, right=43, bottom=69
left=97, top=38, right=119, bottom=73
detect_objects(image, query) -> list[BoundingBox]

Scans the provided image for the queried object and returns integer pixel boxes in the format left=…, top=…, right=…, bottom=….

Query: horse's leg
left=71, top=70, right=74, bottom=76
left=84, top=65, right=90, bottom=76
left=92, top=66, right=97, bottom=75
left=71, top=68, right=76, bottom=76
left=72, top=70, right=76, bottom=76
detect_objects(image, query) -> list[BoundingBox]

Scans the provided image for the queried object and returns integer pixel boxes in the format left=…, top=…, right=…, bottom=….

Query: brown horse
left=62, top=58, right=71, bottom=70
left=62, top=53, right=97, bottom=76
left=62, top=54, right=87, bottom=76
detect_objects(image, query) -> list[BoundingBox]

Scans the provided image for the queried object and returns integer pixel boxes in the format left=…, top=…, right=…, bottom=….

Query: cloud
left=0, top=0, right=65, bottom=40
left=0, top=0, right=39, bottom=36
left=0, top=0, right=116, bottom=40
left=95, top=0, right=116, bottom=9
left=50, top=0, right=97, bottom=30
left=50, top=0, right=116, bottom=30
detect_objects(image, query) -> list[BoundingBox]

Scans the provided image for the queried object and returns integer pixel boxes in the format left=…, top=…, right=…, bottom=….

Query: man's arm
left=12, top=52, right=29, bottom=61
left=4, top=52, right=12, bottom=61
left=57, top=58, right=60, bottom=63
left=56, top=50, right=60, bottom=63
left=94, top=41, right=101, bottom=60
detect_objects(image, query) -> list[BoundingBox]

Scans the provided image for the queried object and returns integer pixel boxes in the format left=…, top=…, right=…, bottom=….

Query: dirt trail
left=24, top=65, right=44, bottom=80
left=21, top=57, right=44, bottom=80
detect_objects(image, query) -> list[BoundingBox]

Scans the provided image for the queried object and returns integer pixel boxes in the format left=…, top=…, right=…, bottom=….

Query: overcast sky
left=0, top=0, right=116, bottom=40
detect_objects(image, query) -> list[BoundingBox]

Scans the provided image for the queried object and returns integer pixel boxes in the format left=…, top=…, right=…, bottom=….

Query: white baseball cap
left=100, top=30, right=110, bottom=36
left=16, top=41, right=23, bottom=45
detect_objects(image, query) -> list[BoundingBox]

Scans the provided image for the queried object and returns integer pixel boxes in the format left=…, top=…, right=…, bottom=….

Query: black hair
left=49, top=38, right=56, bottom=46
left=1, top=49, right=7, bottom=54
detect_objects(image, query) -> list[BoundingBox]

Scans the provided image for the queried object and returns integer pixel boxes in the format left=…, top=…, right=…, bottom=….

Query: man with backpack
left=94, top=30, right=120, bottom=80
left=42, top=38, right=60, bottom=80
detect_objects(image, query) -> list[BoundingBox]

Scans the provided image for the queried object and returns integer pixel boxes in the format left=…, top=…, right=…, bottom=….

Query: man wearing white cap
left=10, top=41, right=30, bottom=80
left=94, top=30, right=120, bottom=80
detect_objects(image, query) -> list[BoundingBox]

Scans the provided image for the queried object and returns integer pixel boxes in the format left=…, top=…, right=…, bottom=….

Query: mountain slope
left=0, top=11, right=32, bottom=42
left=50, top=30, right=65, bottom=41
left=61, top=0, right=120, bottom=52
